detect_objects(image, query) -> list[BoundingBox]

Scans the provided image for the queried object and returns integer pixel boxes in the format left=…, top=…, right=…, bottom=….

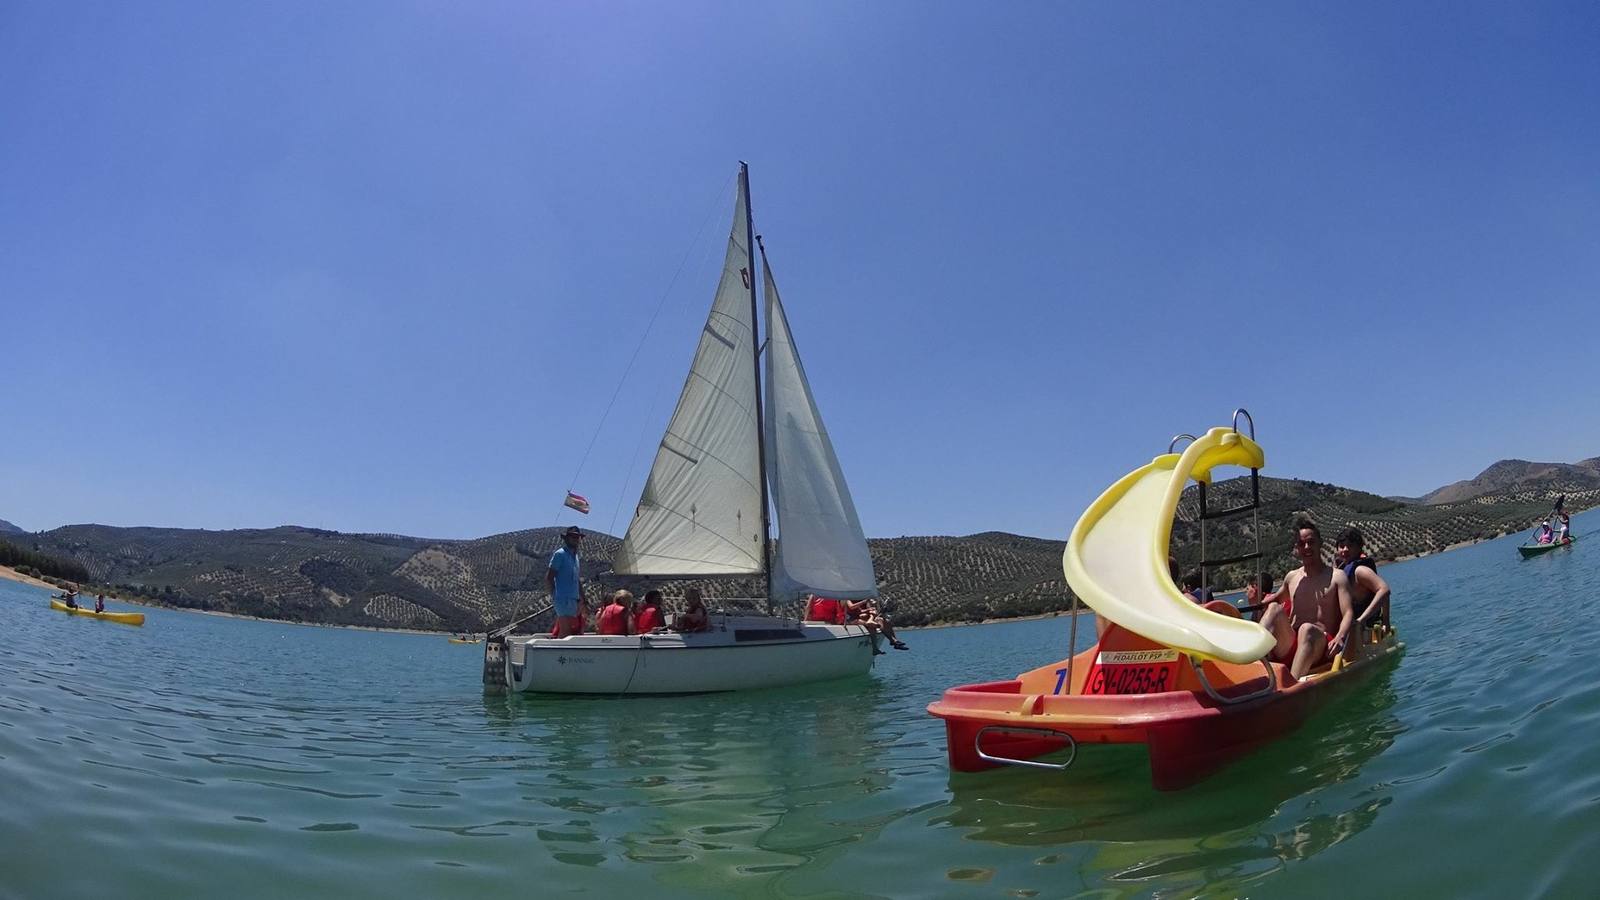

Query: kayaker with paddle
left=1259, top=520, right=1354, bottom=680
left=94, top=594, right=105, bottom=614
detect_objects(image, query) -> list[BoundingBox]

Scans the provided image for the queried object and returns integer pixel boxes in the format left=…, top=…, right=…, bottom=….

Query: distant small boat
left=1518, top=537, right=1575, bottom=558
left=49, top=598, right=145, bottom=626
left=448, top=637, right=482, bottom=644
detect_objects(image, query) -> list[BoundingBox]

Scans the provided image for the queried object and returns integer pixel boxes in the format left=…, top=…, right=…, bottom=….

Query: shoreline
left=0, top=566, right=57, bottom=590
left=0, top=526, right=1521, bottom=638
left=2, top=565, right=470, bottom=638
left=907, top=530, right=1514, bottom=631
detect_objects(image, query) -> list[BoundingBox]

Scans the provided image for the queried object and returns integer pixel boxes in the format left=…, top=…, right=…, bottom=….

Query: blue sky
left=3, top=2, right=1597, bottom=540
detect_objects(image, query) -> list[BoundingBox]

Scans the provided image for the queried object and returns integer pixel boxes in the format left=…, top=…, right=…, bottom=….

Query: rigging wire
left=552, top=173, right=738, bottom=531
left=607, top=205, right=729, bottom=537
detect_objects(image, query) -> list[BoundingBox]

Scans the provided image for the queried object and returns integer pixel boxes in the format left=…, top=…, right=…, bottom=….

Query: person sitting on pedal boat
left=1180, top=570, right=1214, bottom=605
left=1244, top=573, right=1276, bottom=621
left=1336, top=527, right=1390, bottom=633
left=1259, top=520, right=1354, bottom=680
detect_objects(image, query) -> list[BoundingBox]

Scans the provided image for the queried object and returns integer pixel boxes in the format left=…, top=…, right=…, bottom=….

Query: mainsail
left=761, top=257, right=878, bottom=601
left=612, top=177, right=765, bottom=576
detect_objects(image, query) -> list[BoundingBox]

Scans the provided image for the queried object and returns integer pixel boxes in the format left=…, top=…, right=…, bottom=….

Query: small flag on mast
left=564, top=491, right=590, bottom=515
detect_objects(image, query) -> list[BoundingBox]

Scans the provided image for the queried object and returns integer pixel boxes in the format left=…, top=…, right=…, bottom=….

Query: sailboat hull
left=500, top=617, right=876, bottom=694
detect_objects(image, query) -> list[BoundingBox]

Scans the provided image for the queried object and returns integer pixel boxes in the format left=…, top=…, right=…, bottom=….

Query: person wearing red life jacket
left=805, top=595, right=842, bottom=624
left=634, top=590, right=666, bottom=632
left=597, top=590, right=634, bottom=636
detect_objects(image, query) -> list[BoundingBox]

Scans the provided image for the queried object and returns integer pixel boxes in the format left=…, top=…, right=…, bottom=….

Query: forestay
left=762, top=260, right=878, bottom=601
left=613, top=180, right=765, bottom=576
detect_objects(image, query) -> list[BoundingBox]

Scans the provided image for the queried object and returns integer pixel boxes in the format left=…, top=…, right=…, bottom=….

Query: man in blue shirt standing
left=547, top=526, right=584, bottom=637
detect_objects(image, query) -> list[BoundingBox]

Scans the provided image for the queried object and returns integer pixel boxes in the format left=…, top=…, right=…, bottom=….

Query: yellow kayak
left=448, top=637, right=482, bottom=644
left=50, top=598, right=145, bottom=626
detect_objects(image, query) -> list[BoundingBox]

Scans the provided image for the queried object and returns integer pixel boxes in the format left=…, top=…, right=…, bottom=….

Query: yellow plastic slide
left=1062, top=426, right=1275, bottom=664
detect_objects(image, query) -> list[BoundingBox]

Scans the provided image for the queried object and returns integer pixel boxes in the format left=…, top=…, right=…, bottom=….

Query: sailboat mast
left=740, top=162, right=775, bottom=606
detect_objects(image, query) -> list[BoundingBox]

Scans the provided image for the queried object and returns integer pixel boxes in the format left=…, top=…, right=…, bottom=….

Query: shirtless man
left=1259, top=520, right=1353, bottom=680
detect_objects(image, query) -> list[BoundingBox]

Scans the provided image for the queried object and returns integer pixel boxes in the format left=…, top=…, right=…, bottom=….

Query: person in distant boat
left=1557, top=512, right=1571, bottom=543
left=1335, top=528, right=1390, bottom=635
left=804, top=594, right=845, bottom=625
left=844, top=598, right=909, bottom=651
left=1259, top=520, right=1354, bottom=680
left=597, top=590, right=634, bottom=636
left=63, top=587, right=80, bottom=609
left=547, top=526, right=584, bottom=638
left=94, top=594, right=105, bottom=614
left=1535, top=520, right=1554, bottom=544
left=674, top=589, right=711, bottom=633
left=634, top=590, right=666, bottom=633
left=1244, top=574, right=1276, bottom=621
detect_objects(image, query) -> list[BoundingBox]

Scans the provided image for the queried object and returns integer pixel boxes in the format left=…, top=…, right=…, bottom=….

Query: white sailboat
left=491, top=164, right=880, bottom=694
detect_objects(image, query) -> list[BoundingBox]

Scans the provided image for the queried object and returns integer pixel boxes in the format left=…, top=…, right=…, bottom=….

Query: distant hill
left=7, top=474, right=1595, bottom=631
left=1170, top=476, right=1596, bottom=591
left=1419, top=457, right=1600, bottom=505
left=0, top=518, right=26, bottom=535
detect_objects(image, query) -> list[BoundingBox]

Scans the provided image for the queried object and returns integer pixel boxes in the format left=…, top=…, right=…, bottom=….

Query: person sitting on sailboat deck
left=1336, top=527, right=1391, bottom=634
left=674, top=589, right=711, bottom=633
left=843, top=598, right=909, bottom=651
left=598, top=590, right=634, bottom=636
left=804, top=594, right=845, bottom=625
left=547, top=526, right=585, bottom=638
left=634, top=590, right=667, bottom=633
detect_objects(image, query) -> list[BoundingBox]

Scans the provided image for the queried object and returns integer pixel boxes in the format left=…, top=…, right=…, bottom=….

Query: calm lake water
left=4, top=511, right=1600, bottom=898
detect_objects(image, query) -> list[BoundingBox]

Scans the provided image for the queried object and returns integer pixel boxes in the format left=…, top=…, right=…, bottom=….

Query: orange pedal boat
left=928, top=412, right=1403, bottom=789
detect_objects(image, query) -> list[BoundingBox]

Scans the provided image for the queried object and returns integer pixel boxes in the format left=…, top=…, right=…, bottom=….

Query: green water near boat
left=4, top=511, right=1599, bottom=898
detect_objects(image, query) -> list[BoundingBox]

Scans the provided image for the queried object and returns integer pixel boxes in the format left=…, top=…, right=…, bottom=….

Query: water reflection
left=474, top=677, right=922, bottom=886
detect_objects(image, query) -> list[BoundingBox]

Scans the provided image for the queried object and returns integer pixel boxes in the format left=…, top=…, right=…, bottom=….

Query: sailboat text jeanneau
left=486, top=164, right=879, bottom=694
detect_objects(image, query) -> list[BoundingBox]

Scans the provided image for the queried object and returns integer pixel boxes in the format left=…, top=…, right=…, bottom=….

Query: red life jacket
left=807, top=597, right=841, bottom=623
left=634, top=605, right=665, bottom=632
left=597, top=603, right=630, bottom=635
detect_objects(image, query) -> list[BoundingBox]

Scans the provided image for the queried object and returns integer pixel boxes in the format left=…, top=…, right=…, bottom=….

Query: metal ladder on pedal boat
left=975, top=409, right=1277, bottom=773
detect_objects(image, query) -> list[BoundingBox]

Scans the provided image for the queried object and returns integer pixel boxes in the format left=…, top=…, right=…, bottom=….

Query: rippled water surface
left=6, top=512, right=1600, bottom=898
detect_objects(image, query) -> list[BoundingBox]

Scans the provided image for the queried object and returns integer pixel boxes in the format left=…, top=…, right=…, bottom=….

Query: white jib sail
left=613, top=177, right=765, bottom=576
left=762, top=259, right=878, bottom=602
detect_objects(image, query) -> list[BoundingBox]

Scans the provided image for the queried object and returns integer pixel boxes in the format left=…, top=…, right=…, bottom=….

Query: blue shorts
left=554, top=597, right=579, bottom=618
